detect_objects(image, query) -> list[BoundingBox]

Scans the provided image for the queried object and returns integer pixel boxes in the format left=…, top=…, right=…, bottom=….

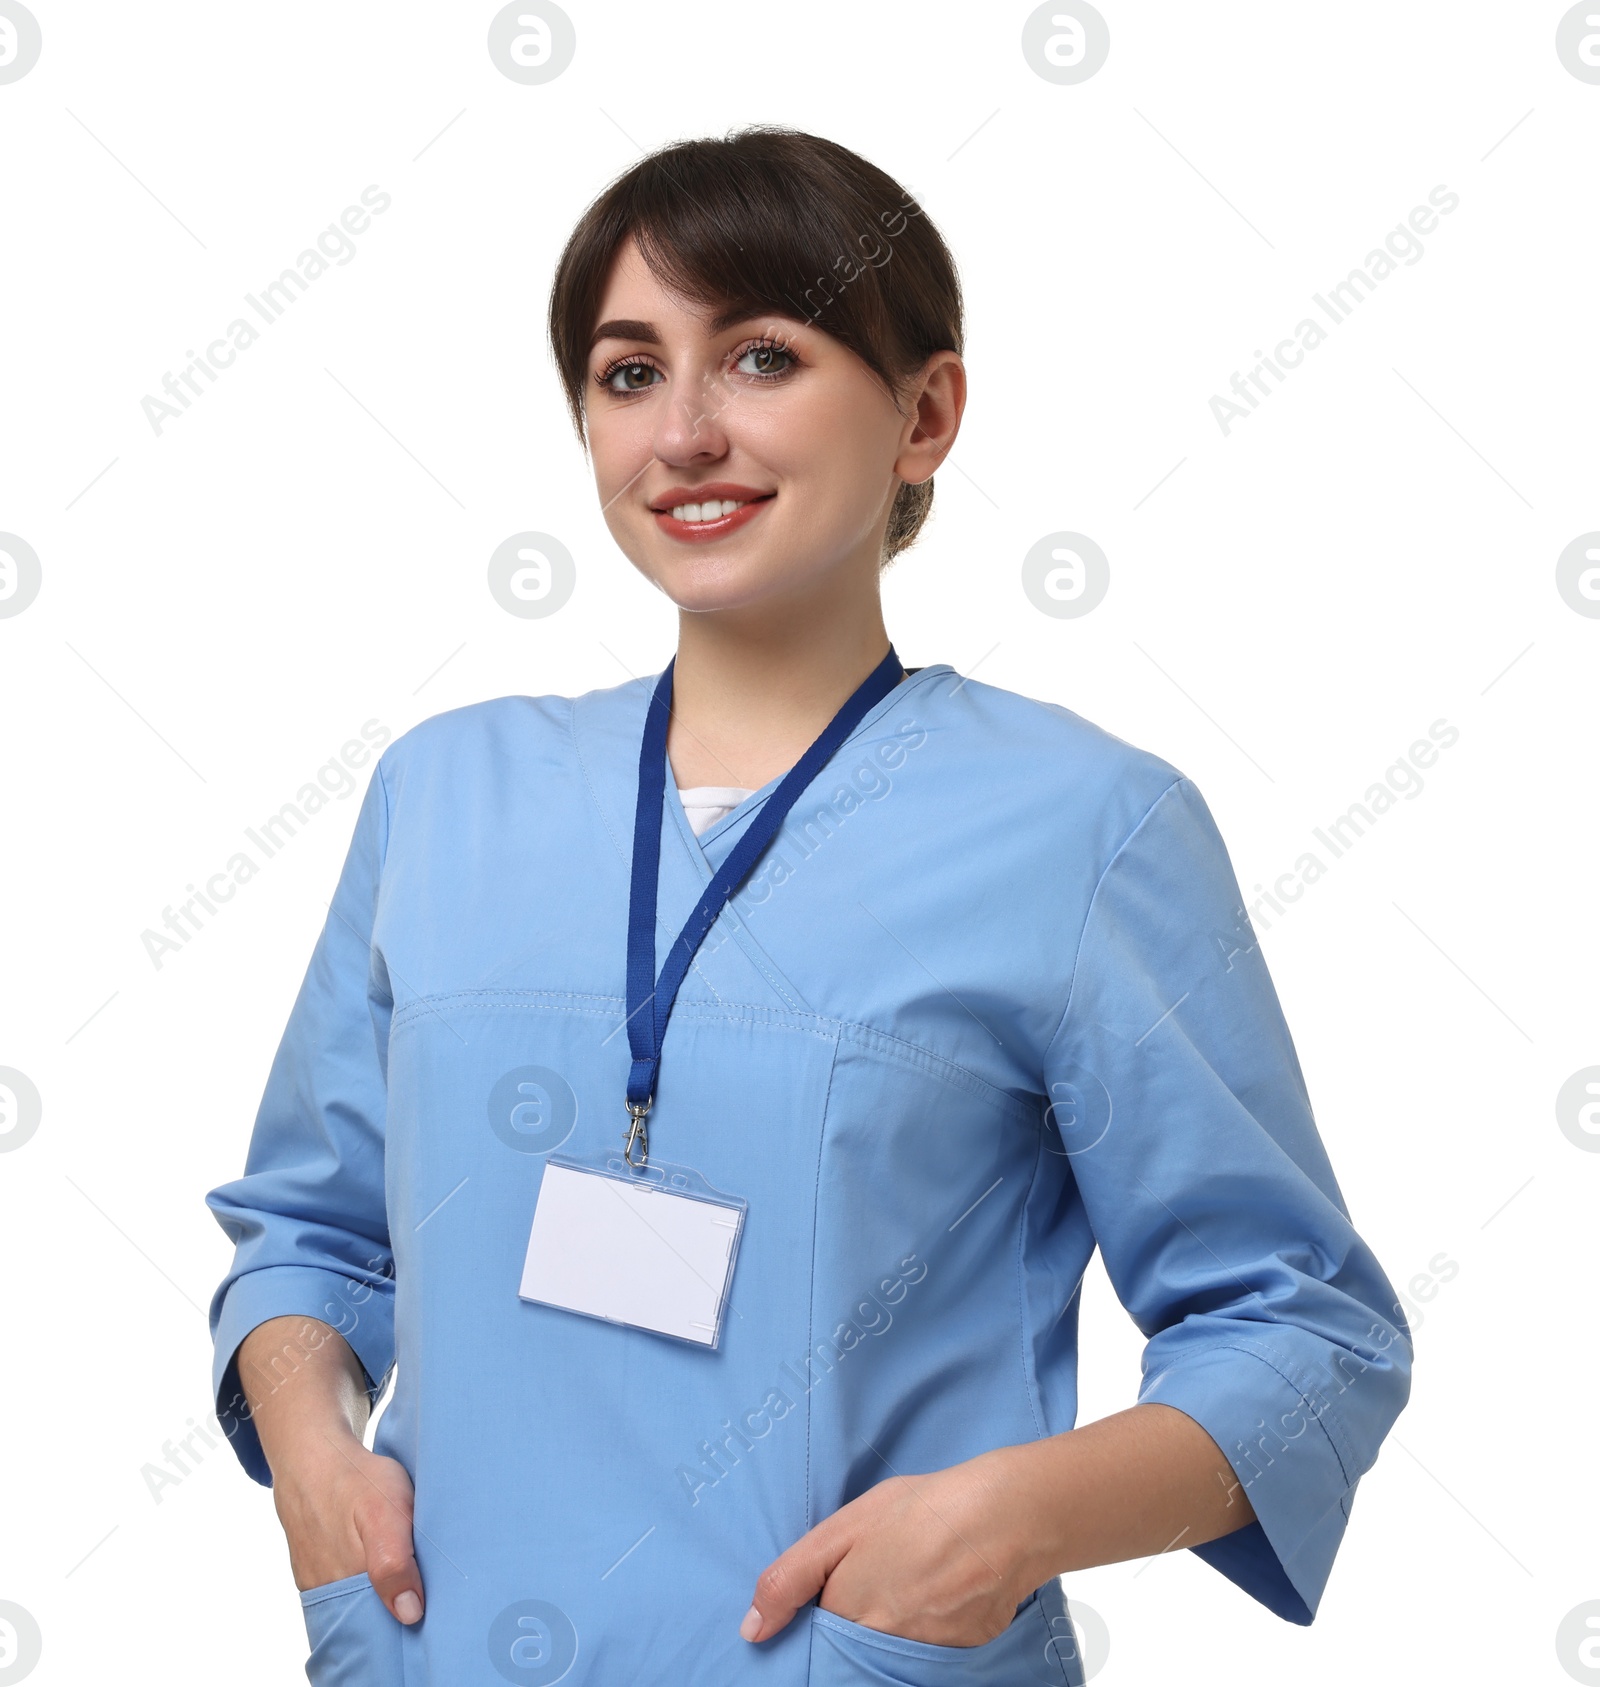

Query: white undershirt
left=678, top=785, right=755, bottom=837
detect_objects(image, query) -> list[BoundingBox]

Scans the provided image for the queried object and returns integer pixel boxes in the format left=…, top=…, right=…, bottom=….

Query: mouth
left=649, top=488, right=776, bottom=543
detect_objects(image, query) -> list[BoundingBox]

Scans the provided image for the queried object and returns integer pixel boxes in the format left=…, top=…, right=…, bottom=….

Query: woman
left=206, top=127, right=1412, bottom=1686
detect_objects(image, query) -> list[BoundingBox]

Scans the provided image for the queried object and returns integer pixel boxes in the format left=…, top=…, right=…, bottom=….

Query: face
left=582, top=237, right=961, bottom=616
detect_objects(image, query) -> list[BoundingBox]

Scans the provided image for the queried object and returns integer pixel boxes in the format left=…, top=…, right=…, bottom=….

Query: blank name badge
left=518, top=1153, right=746, bottom=1348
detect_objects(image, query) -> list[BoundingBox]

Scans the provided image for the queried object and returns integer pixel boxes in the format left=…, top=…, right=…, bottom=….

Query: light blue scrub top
left=205, top=664, right=1413, bottom=1686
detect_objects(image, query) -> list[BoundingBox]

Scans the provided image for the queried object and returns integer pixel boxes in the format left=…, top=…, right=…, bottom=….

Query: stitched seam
left=389, top=992, right=839, bottom=1046
left=1015, top=1123, right=1049, bottom=1440
left=711, top=907, right=809, bottom=1015
left=1057, top=1592, right=1086, bottom=1686
left=1032, top=1586, right=1070, bottom=1684
left=697, top=784, right=775, bottom=848
left=375, top=756, right=392, bottom=871
left=1238, top=1338, right=1361, bottom=1487
left=813, top=1590, right=1041, bottom=1663
left=833, top=1021, right=1037, bottom=1128
left=811, top=1611, right=977, bottom=1662
left=390, top=988, right=623, bottom=1034
left=1041, top=776, right=1185, bottom=1061
left=388, top=989, right=1037, bottom=1126
left=577, top=682, right=808, bottom=1016
left=300, top=1573, right=372, bottom=1607
left=1147, top=1338, right=1356, bottom=1491
left=671, top=802, right=810, bottom=1016
left=805, top=1037, right=842, bottom=1537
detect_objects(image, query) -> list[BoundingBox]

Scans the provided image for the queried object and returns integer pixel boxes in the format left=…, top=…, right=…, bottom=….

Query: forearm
left=234, top=1316, right=422, bottom=1608
left=236, top=1315, right=371, bottom=1478
left=991, top=1403, right=1256, bottom=1587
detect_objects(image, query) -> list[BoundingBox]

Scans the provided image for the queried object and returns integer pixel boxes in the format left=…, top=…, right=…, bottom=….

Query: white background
left=1, top=2, right=1595, bottom=1682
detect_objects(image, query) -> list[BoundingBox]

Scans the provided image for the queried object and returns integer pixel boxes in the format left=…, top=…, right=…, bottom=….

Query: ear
left=893, top=352, right=966, bottom=486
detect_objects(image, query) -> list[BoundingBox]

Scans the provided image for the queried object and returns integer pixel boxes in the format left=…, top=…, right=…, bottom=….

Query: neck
left=664, top=587, right=895, bottom=791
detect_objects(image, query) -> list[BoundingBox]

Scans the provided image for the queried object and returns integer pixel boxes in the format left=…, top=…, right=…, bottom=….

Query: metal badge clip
left=622, top=1096, right=652, bottom=1168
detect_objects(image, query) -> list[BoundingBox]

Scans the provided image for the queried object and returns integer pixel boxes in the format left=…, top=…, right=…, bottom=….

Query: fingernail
left=394, top=1590, right=423, bottom=1624
left=739, top=1604, right=762, bottom=1641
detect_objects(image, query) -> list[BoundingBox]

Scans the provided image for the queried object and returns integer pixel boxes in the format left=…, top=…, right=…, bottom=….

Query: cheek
left=802, top=408, right=896, bottom=543
left=586, top=406, right=652, bottom=500
left=739, top=389, right=895, bottom=507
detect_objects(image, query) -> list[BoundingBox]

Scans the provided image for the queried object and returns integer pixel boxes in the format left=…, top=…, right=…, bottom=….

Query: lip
left=650, top=484, right=776, bottom=544
left=648, top=482, right=773, bottom=512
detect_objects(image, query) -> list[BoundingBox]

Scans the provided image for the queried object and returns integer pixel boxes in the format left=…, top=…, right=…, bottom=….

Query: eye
left=595, top=356, right=662, bottom=394
left=733, top=338, right=798, bottom=381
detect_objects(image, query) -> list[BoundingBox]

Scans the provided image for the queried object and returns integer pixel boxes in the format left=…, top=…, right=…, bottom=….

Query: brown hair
left=547, top=125, right=964, bottom=564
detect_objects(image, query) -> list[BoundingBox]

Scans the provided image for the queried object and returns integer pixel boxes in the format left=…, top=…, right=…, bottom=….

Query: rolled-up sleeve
left=204, top=760, right=397, bottom=1486
left=1042, top=775, right=1412, bottom=1623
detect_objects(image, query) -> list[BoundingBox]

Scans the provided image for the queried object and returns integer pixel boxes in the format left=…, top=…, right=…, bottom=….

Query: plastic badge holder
left=518, top=1151, right=747, bottom=1348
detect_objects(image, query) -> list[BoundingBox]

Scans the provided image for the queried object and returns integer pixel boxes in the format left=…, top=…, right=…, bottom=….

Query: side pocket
left=809, top=1585, right=1076, bottom=1686
left=300, top=1572, right=405, bottom=1686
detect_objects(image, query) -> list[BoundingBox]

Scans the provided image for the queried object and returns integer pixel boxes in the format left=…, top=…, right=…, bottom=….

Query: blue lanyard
left=623, top=645, right=904, bottom=1165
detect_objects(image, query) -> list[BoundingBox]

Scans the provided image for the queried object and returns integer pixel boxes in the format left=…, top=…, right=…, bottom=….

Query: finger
left=740, top=1520, right=849, bottom=1643
left=356, top=1503, right=425, bottom=1624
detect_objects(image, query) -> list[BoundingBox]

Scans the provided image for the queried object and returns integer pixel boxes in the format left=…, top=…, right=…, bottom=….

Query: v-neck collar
left=663, top=662, right=955, bottom=875
left=565, top=660, right=954, bottom=1020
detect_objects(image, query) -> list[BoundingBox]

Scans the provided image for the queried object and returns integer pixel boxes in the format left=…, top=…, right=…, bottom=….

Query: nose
left=652, top=362, right=730, bottom=466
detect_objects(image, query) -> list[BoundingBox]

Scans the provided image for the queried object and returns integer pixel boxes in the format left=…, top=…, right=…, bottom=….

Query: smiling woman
left=206, top=124, right=1412, bottom=1687
left=547, top=128, right=960, bottom=578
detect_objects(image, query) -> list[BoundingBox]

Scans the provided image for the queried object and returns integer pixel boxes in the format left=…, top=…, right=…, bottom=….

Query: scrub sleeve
left=1041, top=776, right=1410, bottom=1623
left=206, top=763, right=397, bottom=1483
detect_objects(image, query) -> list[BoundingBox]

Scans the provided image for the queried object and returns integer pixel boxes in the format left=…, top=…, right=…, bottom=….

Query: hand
left=739, top=1451, right=1038, bottom=1648
left=271, top=1431, right=425, bottom=1626
left=236, top=1317, right=424, bottom=1626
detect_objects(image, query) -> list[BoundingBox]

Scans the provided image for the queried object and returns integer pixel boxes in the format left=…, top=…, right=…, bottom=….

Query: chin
left=620, top=530, right=803, bottom=615
left=650, top=561, right=791, bottom=616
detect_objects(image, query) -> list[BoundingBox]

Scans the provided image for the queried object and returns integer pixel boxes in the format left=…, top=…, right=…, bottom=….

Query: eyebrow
left=587, top=306, right=794, bottom=353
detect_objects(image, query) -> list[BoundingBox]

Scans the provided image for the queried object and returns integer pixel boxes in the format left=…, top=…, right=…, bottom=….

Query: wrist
left=262, top=1420, right=369, bottom=1489
left=977, top=1441, right=1079, bottom=1591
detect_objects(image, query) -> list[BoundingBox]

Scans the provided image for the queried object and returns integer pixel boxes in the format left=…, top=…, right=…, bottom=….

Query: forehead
left=589, top=238, right=803, bottom=349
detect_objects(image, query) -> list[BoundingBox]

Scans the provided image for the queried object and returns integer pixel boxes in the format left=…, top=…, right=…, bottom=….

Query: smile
left=651, top=492, right=775, bottom=543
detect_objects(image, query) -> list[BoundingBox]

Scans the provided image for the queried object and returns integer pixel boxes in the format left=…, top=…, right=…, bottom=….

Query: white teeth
left=670, top=498, right=746, bottom=522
